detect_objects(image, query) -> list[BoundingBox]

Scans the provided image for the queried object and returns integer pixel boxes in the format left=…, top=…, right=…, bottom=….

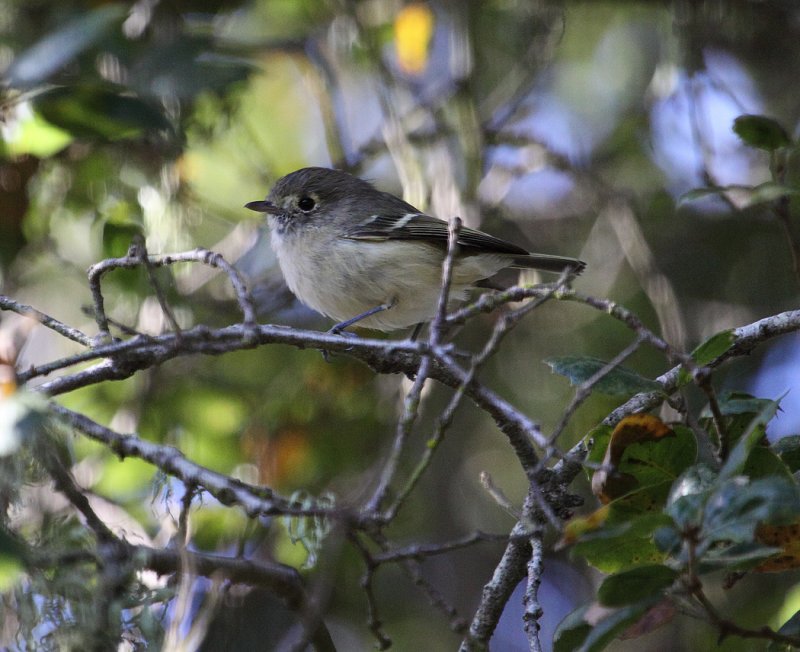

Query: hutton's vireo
left=246, top=167, right=584, bottom=333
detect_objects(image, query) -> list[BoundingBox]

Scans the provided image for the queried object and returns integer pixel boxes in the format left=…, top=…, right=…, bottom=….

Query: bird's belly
left=273, top=235, right=503, bottom=330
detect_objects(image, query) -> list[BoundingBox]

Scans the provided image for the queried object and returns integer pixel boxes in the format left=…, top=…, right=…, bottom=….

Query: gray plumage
left=246, top=167, right=584, bottom=331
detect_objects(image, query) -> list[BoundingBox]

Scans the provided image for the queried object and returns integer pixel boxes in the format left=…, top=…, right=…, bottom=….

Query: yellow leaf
left=560, top=505, right=611, bottom=546
left=755, top=521, right=800, bottom=572
left=394, top=3, right=434, bottom=75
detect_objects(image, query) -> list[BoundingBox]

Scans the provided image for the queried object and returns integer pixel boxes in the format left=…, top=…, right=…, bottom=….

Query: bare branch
left=366, top=353, right=432, bottom=515
left=523, top=534, right=545, bottom=652
left=459, top=446, right=586, bottom=651
left=86, top=248, right=257, bottom=342
left=366, top=216, right=464, bottom=514
left=0, top=295, right=93, bottom=346
left=11, top=266, right=800, bottom=652
left=371, top=531, right=522, bottom=565
left=348, top=533, right=392, bottom=650
left=431, top=216, right=462, bottom=345
left=460, top=490, right=537, bottom=651
left=606, top=308, right=800, bottom=425
left=49, top=403, right=337, bottom=520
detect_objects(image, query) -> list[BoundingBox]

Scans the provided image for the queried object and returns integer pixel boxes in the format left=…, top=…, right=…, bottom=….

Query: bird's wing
left=343, top=212, right=530, bottom=256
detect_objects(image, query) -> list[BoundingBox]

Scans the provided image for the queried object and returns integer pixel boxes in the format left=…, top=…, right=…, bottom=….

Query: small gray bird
left=246, top=167, right=584, bottom=333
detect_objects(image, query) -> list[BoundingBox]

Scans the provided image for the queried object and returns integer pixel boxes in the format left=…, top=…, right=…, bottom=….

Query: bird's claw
left=320, top=327, right=359, bottom=362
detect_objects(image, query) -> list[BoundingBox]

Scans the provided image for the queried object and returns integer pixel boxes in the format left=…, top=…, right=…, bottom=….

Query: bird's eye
left=297, top=196, right=316, bottom=212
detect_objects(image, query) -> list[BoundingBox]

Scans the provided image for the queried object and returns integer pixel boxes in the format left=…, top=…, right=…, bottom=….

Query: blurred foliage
left=0, top=0, right=799, bottom=650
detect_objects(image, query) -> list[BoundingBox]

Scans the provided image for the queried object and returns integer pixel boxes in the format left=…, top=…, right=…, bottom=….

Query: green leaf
left=664, top=464, right=717, bottom=529
left=597, top=565, right=678, bottom=607
left=679, top=183, right=798, bottom=209
left=701, top=477, right=800, bottom=550
left=34, top=85, right=173, bottom=141
left=713, top=476, right=800, bottom=531
left=678, top=330, right=735, bottom=384
left=585, top=424, right=613, bottom=468
left=733, top=114, right=792, bottom=151
left=678, top=186, right=728, bottom=204
left=609, top=480, right=674, bottom=515
left=7, top=5, right=127, bottom=87
left=127, top=36, right=254, bottom=100
left=591, top=421, right=697, bottom=506
left=692, top=329, right=736, bottom=366
left=653, top=525, right=681, bottom=556
left=661, top=474, right=800, bottom=570
left=571, top=509, right=671, bottom=573
left=699, top=392, right=780, bottom=451
left=2, top=110, right=73, bottom=157
left=700, top=540, right=782, bottom=570
left=712, top=391, right=777, bottom=417
left=719, top=399, right=781, bottom=480
left=613, top=424, right=697, bottom=494
left=743, top=446, right=794, bottom=481
left=666, top=491, right=707, bottom=532
left=772, top=435, right=800, bottom=473
left=553, top=605, right=592, bottom=652
left=578, top=600, right=660, bottom=652
left=545, top=356, right=663, bottom=397
left=748, top=181, right=800, bottom=205
left=555, top=600, right=671, bottom=652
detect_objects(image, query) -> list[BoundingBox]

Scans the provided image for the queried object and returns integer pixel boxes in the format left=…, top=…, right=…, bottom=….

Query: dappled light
left=1, top=2, right=800, bottom=650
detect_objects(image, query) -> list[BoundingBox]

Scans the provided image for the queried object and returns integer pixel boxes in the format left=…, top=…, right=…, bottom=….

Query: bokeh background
left=1, top=1, right=799, bottom=650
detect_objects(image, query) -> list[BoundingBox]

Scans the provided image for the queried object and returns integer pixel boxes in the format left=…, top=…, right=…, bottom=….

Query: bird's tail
left=511, top=254, right=586, bottom=275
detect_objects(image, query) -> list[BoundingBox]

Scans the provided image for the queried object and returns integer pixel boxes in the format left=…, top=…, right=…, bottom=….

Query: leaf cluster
left=555, top=389, right=800, bottom=651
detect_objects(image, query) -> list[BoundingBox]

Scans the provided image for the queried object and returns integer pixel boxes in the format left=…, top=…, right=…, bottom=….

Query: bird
left=245, top=167, right=584, bottom=334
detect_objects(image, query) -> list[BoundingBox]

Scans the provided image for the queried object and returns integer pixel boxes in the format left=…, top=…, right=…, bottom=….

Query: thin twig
left=29, top=541, right=311, bottom=608
left=26, top=303, right=800, bottom=478
left=480, top=471, right=522, bottom=520
left=604, top=308, right=800, bottom=425
left=365, top=355, right=432, bottom=514
left=547, top=336, right=644, bottom=448
left=40, top=440, right=116, bottom=544
left=383, top=368, right=471, bottom=521
left=86, top=248, right=257, bottom=343
left=431, top=216, right=462, bottom=346
left=370, top=530, right=468, bottom=635
left=133, top=238, right=183, bottom=335
left=0, top=295, right=93, bottom=346
left=555, top=289, right=729, bottom=447
left=458, top=444, right=586, bottom=649
left=683, top=536, right=800, bottom=647
left=371, top=531, right=524, bottom=565
left=385, top=279, right=566, bottom=523
left=396, top=556, right=468, bottom=634
left=49, top=403, right=336, bottom=520
left=366, top=218, right=462, bottom=514
left=348, top=533, right=392, bottom=650
left=772, top=196, right=800, bottom=290
left=445, top=283, right=558, bottom=327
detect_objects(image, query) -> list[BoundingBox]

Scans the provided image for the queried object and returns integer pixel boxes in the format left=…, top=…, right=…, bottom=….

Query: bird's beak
left=245, top=200, right=281, bottom=214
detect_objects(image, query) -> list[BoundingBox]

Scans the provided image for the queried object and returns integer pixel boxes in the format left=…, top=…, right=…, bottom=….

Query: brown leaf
left=754, top=521, right=800, bottom=572
left=592, top=414, right=675, bottom=504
